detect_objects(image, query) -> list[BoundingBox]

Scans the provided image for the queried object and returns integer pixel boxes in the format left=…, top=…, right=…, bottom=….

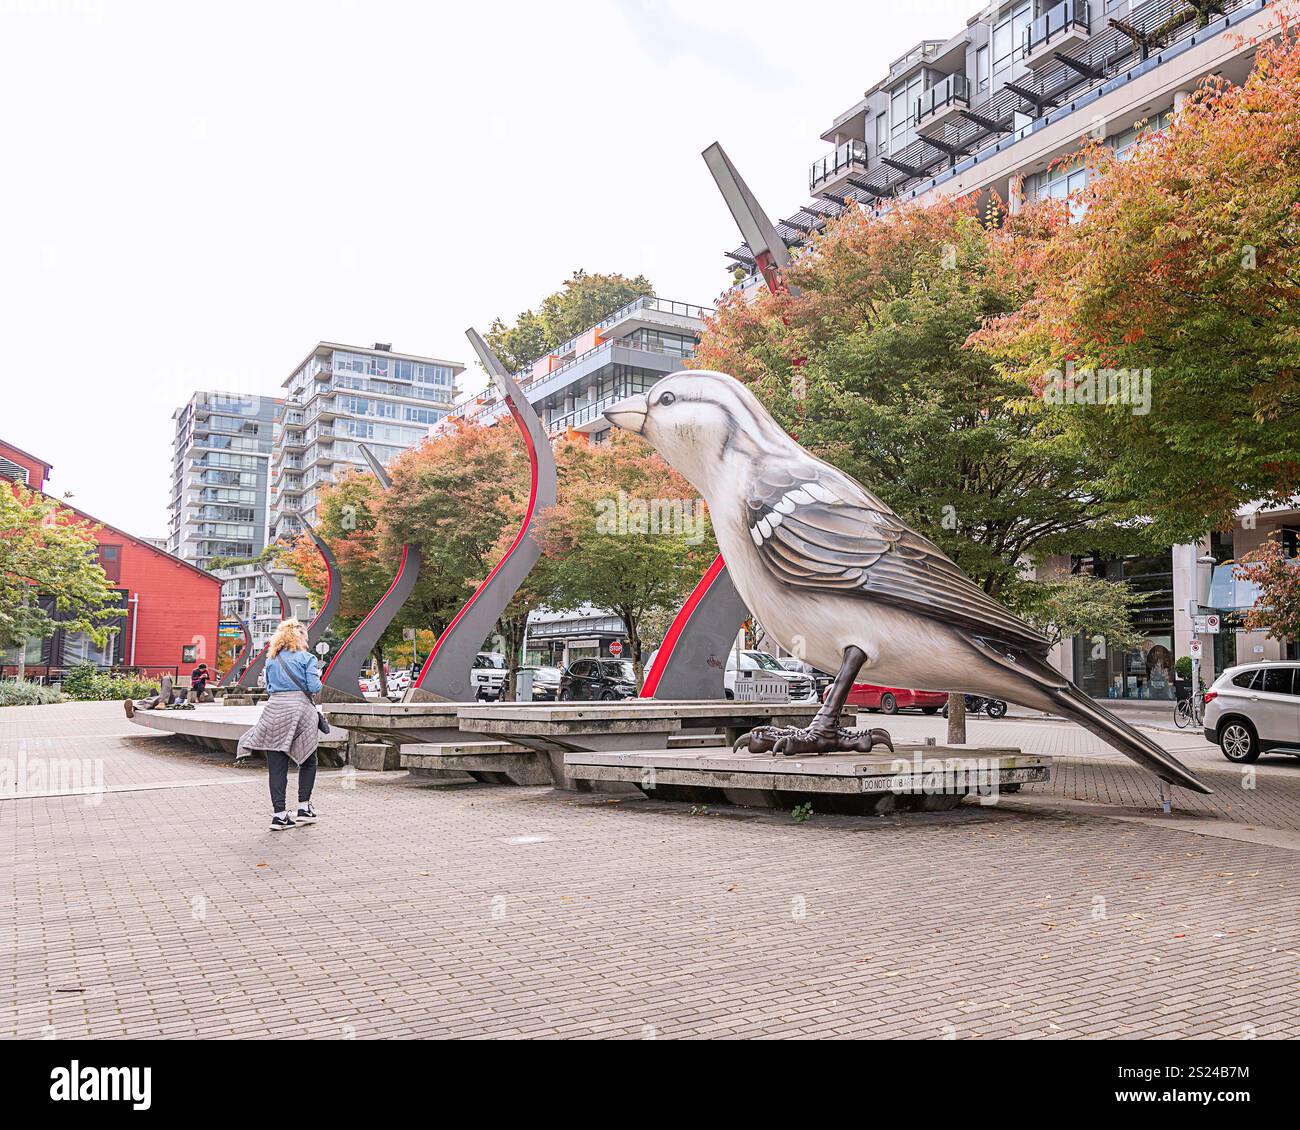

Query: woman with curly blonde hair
left=235, top=619, right=324, bottom=830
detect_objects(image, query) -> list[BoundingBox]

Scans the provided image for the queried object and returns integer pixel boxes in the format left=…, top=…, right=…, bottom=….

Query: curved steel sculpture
left=605, top=369, right=1211, bottom=796
left=300, top=518, right=342, bottom=654
left=317, top=445, right=423, bottom=703
left=408, top=328, right=558, bottom=702
left=237, top=564, right=290, bottom=688
left=216, top=616, right=252, bottom=687
left=643, top=142, right=781, bottom=700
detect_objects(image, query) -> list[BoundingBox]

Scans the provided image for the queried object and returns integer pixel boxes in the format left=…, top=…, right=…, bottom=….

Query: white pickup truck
left=470, top=652, right=508, bottom=700
left=724, top=650, right=817, bottom=703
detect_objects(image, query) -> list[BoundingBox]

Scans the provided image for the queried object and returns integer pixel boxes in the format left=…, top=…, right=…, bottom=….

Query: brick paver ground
left=876, top=713, right=1300, bottom=829
left=2, top=703, right=1297, bottom=1040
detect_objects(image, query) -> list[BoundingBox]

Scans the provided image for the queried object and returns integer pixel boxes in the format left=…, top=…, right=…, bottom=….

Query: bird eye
left=658, top=391, right=676, bottom=407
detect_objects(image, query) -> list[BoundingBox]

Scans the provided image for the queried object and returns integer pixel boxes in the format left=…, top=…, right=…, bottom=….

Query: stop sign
left=609, top=640, right=623, bottom=657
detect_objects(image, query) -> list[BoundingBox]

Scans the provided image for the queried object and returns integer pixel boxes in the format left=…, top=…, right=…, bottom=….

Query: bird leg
left=733, top=646, right=894, bottom=757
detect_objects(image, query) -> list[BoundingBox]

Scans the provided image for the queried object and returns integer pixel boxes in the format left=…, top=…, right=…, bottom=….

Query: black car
left=559, top=658, right=639, bottom=701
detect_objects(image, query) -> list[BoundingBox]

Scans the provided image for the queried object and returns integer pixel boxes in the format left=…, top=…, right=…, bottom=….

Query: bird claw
left=733, top=725, right=893, bottom=757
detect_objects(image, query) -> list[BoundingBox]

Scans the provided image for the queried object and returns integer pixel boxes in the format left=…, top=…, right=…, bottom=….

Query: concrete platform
left=319, top=700, right=469, bottom=746
left=127, top=704, right=349, bottom=765
left=323, top=700, right=821, bottom=786
left=562, top=744, right=1050, bottom=814
left=452, top=700, right=830, bottom=787
left=401, top=731, right=729, bottom=786
left=454, top=700, right=824, bottom=749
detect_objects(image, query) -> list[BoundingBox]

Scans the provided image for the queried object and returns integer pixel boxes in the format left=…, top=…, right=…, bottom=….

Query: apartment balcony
left=1022, top=0, right=1091, bottom=70
left=305, top=447, right=337, bottom=472
left=477, top=337, right=699, bottom=429
left=915, top=73, right=970, bottom=136
left=809, top=139, right=870, bottom=193
left=549, top=391, right=628, bottom=437
left=593, top=296, right=710, bottom=342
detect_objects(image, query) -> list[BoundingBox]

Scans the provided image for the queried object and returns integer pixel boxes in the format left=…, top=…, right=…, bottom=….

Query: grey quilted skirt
left=236, top=691, right=320, bottom=766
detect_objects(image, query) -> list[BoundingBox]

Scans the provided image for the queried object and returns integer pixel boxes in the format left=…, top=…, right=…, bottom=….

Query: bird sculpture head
left=603, top=370, right=789, bottom=495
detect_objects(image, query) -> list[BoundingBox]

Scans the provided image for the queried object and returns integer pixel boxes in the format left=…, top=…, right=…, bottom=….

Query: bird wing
left=745, top=460, right=1051, bottom=654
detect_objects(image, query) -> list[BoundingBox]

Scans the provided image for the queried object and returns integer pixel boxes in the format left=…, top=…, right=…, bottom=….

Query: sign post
left=1189, top=638, right=1203, bottom=699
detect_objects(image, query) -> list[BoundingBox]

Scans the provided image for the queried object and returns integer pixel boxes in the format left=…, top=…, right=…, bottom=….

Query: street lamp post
left=1191, top=552, right=1217, bottom=695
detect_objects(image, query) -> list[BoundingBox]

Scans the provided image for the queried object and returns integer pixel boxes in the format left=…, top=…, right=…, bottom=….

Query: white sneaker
left=295, top=804, right=318, bottom=824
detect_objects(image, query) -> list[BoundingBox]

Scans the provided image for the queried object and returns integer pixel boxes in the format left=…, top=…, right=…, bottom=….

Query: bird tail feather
left=1049, top=681, right=1212, bottom=795
left=968, top=637, right=1212, bottom=795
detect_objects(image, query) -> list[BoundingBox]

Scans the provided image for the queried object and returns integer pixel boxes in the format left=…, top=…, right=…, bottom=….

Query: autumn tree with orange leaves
left=280, top=420, right=533, bottom=688
left=973, top=20, right=1300, bottom=542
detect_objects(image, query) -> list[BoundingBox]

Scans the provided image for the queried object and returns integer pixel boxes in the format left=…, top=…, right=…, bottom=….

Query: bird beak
left=603, top=393, right=649, bottom=435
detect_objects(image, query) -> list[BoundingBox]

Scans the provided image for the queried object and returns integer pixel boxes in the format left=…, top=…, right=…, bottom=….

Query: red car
left=822, top=682, right=948, bottom=715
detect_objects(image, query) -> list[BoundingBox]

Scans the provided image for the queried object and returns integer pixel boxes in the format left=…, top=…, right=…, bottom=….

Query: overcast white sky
left=1, top=0, right=974, bottom=537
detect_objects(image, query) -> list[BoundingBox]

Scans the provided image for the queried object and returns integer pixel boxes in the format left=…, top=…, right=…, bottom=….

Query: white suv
left=1203, top=661, right=1300, bottom=763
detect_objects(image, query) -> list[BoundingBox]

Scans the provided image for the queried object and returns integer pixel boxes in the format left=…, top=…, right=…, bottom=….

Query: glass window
left=992, top=1, right=1032, bottom=89
left=599, top=660, right=636, bottom=681
left=888, top=73, right=924, bottom=153
left=1261, top=668, right=1296, bottom=696
left=1232, top=669, right=1261, bottom=689
left=874, top=111, right=888, bottom=154
left=975, top=44, right=990, bottom=94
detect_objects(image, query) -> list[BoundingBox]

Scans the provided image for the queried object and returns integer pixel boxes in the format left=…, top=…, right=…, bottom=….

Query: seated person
left=190, top=662, right=212, bottom=703
left=123, top=674, right=176, bottom=717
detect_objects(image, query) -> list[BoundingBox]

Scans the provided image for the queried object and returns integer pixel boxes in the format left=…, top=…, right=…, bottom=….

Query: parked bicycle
left=1173, top=692, right=1204, bottom=729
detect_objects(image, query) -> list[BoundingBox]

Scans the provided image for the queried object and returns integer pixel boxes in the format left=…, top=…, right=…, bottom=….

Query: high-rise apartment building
left=167, top=391, right=282, bottom=570
left=444, top=295, right=708, bottom=441
left=730, top=0, right=1277, bottom=280
left=270, top=342, right=463, bottom=541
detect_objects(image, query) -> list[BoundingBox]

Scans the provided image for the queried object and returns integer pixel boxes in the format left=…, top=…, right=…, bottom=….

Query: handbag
left=277, top=653, right=331, bottom=734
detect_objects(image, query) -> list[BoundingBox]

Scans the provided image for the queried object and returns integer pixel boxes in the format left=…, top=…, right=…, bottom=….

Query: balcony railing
left=465, top=338, right=698, bottom=427
left=593, top=295, right=712, bottom=333
left=1024, top=0, right=1090, bottom=58
left=915, top=72, right=969, bottom=124
left=546, top=391, right=628, bottom=436
left=809, top=139, right=869, bottom=190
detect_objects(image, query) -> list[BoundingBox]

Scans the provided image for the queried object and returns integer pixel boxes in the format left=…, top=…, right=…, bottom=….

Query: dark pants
left=267, top=751, right=317, bottom=813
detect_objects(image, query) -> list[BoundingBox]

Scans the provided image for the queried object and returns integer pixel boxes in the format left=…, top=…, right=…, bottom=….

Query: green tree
left=0, top=482, right=122, bottom=675
left=538, top=431, right=717, bottom=682
left=487, top=269, right=654, bottom=372
left=1007, top=574, right=1146, bottom=652
left=973, top=28, right=1300, bottom=541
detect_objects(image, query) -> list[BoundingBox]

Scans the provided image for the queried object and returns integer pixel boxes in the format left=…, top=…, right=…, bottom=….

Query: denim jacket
left=265, top=649, right=323, bottom=695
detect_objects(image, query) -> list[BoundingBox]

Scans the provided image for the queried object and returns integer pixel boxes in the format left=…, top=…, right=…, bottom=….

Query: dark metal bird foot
left=733, top=725, right=894, bottom=757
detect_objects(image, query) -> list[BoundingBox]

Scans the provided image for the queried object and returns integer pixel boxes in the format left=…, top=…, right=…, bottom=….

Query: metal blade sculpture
left=300, top=518, right=341, bottom=654
left=216, top=616, right=252, bottom=687
left=317, top=444, right=424, bottom=703
left=642, top=142, right=783, bottom=700
left=408, top=328, right=558, bottom=702
left=237, top=564, right=290, bottom=688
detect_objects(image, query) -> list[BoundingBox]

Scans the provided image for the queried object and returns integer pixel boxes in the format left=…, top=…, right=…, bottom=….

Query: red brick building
left=1, top=438, right=222, bottom=680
